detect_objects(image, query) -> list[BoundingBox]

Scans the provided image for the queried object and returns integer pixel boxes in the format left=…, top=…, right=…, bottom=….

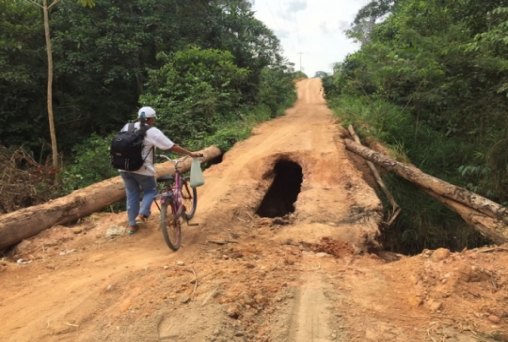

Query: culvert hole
left=256, top=159, right=303, bottom=218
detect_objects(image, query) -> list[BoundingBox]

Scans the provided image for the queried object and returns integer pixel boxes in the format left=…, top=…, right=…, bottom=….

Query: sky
left=251, top=0, right=370, bottom=77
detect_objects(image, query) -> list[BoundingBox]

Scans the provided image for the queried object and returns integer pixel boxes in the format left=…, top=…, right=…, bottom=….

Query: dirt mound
left=1, top=79, right=506, bottom=341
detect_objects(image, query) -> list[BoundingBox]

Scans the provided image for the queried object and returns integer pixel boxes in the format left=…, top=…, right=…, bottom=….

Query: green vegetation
left=324, top=0, right=507, bottom=253
left=61, top=45, right=295, bottom=192
left=61, top=133, right=117, bottom=193
left=0, top=0, right=297, bottom=210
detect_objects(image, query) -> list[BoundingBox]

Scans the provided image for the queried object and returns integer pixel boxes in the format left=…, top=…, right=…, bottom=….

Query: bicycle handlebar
left=157, top=154, right=204, bottom=163
left=156, top=154, right=180, bottom=163
left=156, top=154, right=185, bottom=170
left=157, top=154, right=203, bottom=172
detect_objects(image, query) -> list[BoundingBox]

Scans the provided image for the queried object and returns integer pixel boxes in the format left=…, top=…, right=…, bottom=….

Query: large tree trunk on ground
left=0, top=146, right=221, bottom=250
left=423, top=190, right=508, bottom=244
left=344, top=139, right=508, bottom=243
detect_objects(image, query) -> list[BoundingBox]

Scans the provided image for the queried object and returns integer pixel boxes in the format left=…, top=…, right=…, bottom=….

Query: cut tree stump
left=344, top=139, right=508, bottom=244
left=0, top=146, right=221, bottom=250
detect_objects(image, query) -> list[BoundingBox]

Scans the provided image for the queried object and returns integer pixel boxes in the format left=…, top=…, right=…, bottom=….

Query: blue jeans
left=120, top=172, right=157, bottom=227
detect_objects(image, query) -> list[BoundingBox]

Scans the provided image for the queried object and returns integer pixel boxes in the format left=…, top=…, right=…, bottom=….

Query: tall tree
left=24, top=0, right=94, bottom=169
left=347, top=0, right=396, bottom=45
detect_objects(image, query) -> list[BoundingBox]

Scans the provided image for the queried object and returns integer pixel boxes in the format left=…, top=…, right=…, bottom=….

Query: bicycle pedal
left=187, top=222, right=200, bottom=226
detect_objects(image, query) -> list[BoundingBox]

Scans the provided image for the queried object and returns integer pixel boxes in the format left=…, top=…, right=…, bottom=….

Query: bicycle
left=154, top=155, right=198, bottom=251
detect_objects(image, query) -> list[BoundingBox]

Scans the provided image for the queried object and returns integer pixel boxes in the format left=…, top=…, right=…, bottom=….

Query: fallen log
left=0, top=146, right=221, bottom=250
left=423, top=190, right=508, bottom=244
left=347, top=125, right=401, bottom=226
left=344, top=139, right=508, bottom=243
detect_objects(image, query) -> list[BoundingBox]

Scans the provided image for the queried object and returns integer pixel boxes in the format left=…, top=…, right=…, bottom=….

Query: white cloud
left=252, top=0, right=370, bottom=76
left=286, top=0, right=307, bottom=13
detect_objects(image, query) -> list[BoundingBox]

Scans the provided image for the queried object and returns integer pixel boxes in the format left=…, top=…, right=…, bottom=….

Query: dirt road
left=1, top=79, right=507, bottom=341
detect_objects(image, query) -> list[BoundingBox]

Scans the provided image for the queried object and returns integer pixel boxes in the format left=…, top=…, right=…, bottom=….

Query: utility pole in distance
left=298, top=52, right=303, bottom=72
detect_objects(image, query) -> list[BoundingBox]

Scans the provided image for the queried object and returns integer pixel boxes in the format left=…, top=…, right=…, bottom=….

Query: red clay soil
left=1, top=79, right=507, bottom=341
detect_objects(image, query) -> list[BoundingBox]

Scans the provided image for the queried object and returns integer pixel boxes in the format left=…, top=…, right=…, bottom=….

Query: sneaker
left=136, top=215, right=148, bottom=224
left=127, top=224, right=139, bottom=235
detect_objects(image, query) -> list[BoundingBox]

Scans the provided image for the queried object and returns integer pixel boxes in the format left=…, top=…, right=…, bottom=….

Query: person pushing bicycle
left=118, top=106, right=203, bottom=234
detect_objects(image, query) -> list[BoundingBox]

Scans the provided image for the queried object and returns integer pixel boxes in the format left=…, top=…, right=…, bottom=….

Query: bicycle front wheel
left=181, top=179, right=198, bottom=220
left=160, top=201, right=181, bottom=251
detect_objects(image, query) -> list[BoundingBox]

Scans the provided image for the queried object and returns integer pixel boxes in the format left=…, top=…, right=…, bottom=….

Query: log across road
left=0, top=146, right=221, bottom=250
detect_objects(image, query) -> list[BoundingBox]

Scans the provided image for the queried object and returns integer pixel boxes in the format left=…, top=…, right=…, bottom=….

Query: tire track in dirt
left=289, top=270, right=335, bottom=341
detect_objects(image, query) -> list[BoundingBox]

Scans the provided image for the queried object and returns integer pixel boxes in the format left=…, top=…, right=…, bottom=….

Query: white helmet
left=138, top=106, right=157, bottom=119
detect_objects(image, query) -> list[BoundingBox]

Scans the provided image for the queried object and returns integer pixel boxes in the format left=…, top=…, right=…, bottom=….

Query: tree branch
left=23, top=0, right=43, bottom=8
left=48, top=0, right=61, bottom=10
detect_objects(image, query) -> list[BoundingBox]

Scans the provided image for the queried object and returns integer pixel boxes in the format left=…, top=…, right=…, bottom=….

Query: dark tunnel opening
left=256, top=159, right=303, bottom=218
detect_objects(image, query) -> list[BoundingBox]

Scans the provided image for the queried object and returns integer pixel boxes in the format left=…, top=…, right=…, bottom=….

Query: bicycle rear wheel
left=160, top=201, right=181, bottom=251
left=181, top=179, right=197, bottom=220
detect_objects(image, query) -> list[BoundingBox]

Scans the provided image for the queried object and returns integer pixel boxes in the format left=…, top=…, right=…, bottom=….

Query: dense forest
left=323, top=0, right=507, bottom=253
left=0, top=0, right=297, bottom=211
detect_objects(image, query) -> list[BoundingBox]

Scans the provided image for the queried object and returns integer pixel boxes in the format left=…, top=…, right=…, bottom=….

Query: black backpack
left=110, top=122, right=152, bottom=171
